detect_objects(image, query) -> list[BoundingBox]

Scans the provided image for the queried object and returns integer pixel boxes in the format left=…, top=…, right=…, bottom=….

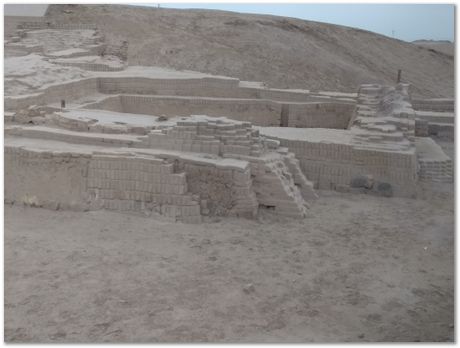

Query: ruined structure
left=4, top=17, right=454, bottom=222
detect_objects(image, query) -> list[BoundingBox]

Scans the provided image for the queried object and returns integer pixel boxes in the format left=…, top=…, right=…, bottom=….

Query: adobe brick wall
left=288, top=102, right=355, bottom=129
left=6, top=75, right=357, bottom=130
left=4, top=146, right=91, bottom=211
left=4, top=143, right=266, bottom=221
left=412, top=98, right=454, bottom=112
left=263, top=135, right=418, bottom=197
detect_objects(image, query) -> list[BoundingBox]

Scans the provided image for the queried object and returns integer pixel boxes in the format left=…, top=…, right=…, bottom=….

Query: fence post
left=397, top=69, right=402, bottom=83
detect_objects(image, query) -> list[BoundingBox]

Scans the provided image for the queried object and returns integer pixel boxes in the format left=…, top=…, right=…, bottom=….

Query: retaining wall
left=288, top=103, right=355, bottom=129
left=87, top=154, right=202, bottom=223
left=98, top=77, right=241, bottom=97
left=5, top=16, right=45, bottom=37
left=176, top=161, right=258, bottom=218
left=5, top=78, right=99, bottom=110
left=55, top=61, right=125, bottom=72
left=4, top=144, right=263, bottom=221
left=4, top=146, right=91, bottom=211
left=412, top=98, right=455, bottom=112
left=86, top=95, right=282, bottom=127
left=6, top=75, right=356, bottom=129
left=267, top=137, right=418, bottom=197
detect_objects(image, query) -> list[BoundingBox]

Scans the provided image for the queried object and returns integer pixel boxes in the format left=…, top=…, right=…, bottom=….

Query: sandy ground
left=5, top=182, right=454, bottom=342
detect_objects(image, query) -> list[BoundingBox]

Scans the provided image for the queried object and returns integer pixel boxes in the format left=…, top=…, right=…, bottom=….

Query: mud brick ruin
left=4, top=18, right=454, bottom=223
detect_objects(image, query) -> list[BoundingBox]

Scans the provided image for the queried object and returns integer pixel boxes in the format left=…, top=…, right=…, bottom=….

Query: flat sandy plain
left=5, top=138, right=454, bottom=342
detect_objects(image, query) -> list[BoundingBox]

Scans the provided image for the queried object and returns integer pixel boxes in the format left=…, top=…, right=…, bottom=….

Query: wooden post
left=397, top=69, right=402, bottom=83
left=61, top=99, right=65, bottom=109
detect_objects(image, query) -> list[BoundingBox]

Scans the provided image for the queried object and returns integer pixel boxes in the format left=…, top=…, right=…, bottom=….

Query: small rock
left=243, top=283, right=255, bottom=294
left=335, top=184, right=350, bottom=193
left=358, top=334, right=365, bottom=339
left=350, top=175, right=374, bottom=189
left=376, top=182, right=393, bottom=197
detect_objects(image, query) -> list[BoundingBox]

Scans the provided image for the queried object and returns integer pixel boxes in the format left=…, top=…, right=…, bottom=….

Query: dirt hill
left=412, top=40, right=455, bottom=57
left=45, top=4, right=454, bottom=97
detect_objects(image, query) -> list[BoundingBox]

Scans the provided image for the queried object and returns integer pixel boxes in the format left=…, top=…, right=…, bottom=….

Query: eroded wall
left=265, top=136, right=418, bottom=197
left=5, top=146, right=91, bottom=210
left=4, top=145, right=263, bottom=221
left=288, top=103, right=355, bottom=129
left=6, top=76, right=356, bottom=130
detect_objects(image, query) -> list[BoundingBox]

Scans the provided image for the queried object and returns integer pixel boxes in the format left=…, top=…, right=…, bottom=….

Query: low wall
left=265, top=136, right=418, bottom=197
left=4, top=147, right=202, bottom=221
left=84, top=94, right=355, bottom=129
left=16, top=21, right=97, bottom=30
left=55, top=61, right=125, bottom=72
left=4, top=146, right=91, bottom=211
left=6, top=74, right=356, bottom=130
left=4, top=145, right=261, bottom=221
left=86, top=154, right=202, bottom=222
left=98, top=77, right=241, bottom=98
left=5, top=16, right=45, bottom=37
left=412, top=98, right=455, bottom=112
left=5, top=78, right=99, bottom=110
left=418, top=158, right=453, bottom=182
left=236, top=87, right=311, bottom=102
left=175, top=161, right=258, bottom=218
left=288, top=103, right=356, bottom=129
left=428, top=123, right=454, bottom=140
left=415, top=137, right=453, bottom=183
left=86, top=95, right=282, bottom=127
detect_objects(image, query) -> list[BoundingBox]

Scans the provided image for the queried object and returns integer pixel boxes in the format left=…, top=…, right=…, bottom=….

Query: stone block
left=373, top=182, right=393, bottom=197
left=350, top=175, right=374, bottom=189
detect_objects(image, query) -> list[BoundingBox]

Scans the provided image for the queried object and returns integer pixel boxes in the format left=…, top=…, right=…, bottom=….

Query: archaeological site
left=4, top=4, right=455, bottom=343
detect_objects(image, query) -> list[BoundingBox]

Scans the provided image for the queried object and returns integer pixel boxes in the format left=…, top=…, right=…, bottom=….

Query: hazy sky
left=146, top=3, right=455, bottom=42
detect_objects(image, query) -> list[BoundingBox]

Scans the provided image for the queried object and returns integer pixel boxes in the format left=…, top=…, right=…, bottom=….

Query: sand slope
left=412, top=40, right=455, bottom=57
left=44, top=4, right=454, bottom=98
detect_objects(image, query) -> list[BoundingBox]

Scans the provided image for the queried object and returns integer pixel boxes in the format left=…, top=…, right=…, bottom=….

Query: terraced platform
left=4, top=20, right=454, bottom=222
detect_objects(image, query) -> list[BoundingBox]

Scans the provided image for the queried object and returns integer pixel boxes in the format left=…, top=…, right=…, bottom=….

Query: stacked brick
left=50, top=113, right=148, bottom=135
left=416, top=138, right=453, bottom=183
left=249, top=155, right=309, bottom=218
left=142, top=116, right=316, bottom=217
left=87, top=154, right=202, bottom=223
left=98, top=77, right=241, bottom=97
left=418, top=158, right=453, bottom=183
left=89, top=95, right=282, bottom=127
left=17, top=22, right=97, bottom=30
left=283, top=152, right=318, bottom=203
left=412, top=98, right=455, bottom=112
left=267, top=134, right=418, bottom=196
left=5, top=78, right=99, bottom=111
left=176, top=161, right=258, bottom=218
left=144, top=117, right=264, bottom=157
left=288, top=103, right=355, bottom=129
left=54, top=61, right=125, bottom=72
left=5, top=125, right=141, bottom=147
left=4, top=146, right=91, bottom=211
